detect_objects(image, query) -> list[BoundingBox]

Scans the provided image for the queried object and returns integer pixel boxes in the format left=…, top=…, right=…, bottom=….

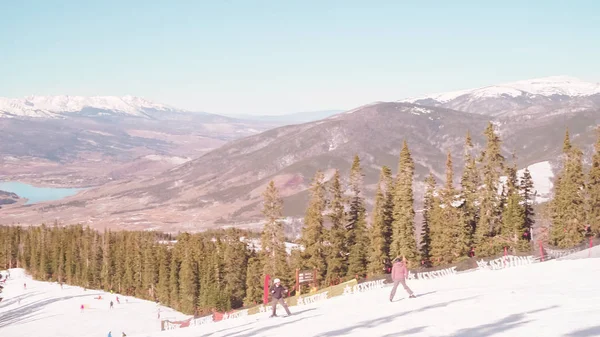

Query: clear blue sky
left=2, top=0, right=599, bottom=115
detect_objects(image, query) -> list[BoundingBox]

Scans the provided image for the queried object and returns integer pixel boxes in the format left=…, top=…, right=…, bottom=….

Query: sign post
left=295, top=269, right=316, bottom=296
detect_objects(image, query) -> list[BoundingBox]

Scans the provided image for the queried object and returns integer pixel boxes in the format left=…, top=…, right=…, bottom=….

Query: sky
left=1, top=0, right=600, bottom=115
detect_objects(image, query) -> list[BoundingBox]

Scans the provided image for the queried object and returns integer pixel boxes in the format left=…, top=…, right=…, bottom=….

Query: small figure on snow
left=110, top=300, right=114, bottom=309
left=80, top=304, right=85, bottom=313
left=122, top=332, right=127, bottom=337
left=269, top=278, right=292, bottom=317
left=389, top=256, right=416, bottom=302
left=116, top=296, right=120, bottom=304
left=23, top=282, right=26, bottom=290
left=108, top=331, right=112, bottom=337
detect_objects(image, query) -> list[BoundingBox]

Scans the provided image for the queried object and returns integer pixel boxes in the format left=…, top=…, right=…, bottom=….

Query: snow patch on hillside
left=144, top=155, right=190, bottom=165
left=498, top=161, right=554, bottom=203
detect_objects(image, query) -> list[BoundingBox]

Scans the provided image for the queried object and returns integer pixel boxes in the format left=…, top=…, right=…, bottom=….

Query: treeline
left=291, top=122, right=600, bottom=279
left=0, top=225, right=260, bottom=315
left=1, top=123, right=599, bottom=316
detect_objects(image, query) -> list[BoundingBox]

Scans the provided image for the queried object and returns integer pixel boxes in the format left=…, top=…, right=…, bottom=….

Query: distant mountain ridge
left=2, top=76, right=600, bottom=231
left=0, top=95, right=191, bottom=119
left=402, top=76, right=600, bottom=117
left=226, top=110, right=345, bottom=124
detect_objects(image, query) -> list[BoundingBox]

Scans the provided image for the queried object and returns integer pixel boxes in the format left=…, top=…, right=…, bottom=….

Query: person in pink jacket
left=389, top=256, right=415, bottom=301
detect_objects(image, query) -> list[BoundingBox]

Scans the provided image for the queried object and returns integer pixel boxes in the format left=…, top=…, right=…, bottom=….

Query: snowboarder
left=269, top=278, right=292, bottom=317
left=116, top=296, right=120, bottom=304
left=389, top=256, right=416, bottom=302
left=110, top=300, right=114, bottom=309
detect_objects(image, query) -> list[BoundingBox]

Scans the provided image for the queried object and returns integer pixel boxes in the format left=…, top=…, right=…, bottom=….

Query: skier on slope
left=110, top=300, right=114, bottom=309
left=269, top=278, right=292, bottom=317
left=389, top=256, right=416, bottom=302
left=108, top=331, right=112, bottom=337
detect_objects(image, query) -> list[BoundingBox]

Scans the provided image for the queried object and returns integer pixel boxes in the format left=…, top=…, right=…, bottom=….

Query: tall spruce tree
left=551, top=130, right=586, bottom=247
left=441, top=153, right=469, bottom=263
left=520, top=168, right=536, bottom=242
left=368, top=166, right=393, bottom=276
left=325, top=170, right=347, bottom=285
left=222, top=230, right=249, bottom=309
left=461, top=131, right=479, bottom=246
left=346, top=155, right=369, bottom=278
left=156, top=245, right=171, bottom=305
left=300, top=171, right=327, bottom=284
left=260, top=181, right=290, bottom=283
left=587, top=126, right=600, bottom=237
left=178, top=236, right=198, bottom=314
left=475, top=122, right=505, bottom=253
left=502, top=160, right=527, bottom=252
left=391, top=141, right=418, bottom=261
left=420, top=173, right=436, bottom=266
left=244, top=252, right=264, bottom=306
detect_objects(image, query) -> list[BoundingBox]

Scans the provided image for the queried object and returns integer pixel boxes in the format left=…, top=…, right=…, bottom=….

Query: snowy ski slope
left=1, top=251, right=599, bottom=337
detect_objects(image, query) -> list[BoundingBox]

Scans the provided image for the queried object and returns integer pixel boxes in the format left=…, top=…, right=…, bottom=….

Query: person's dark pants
left=271, top=297, right=291, bottom=316
left=389, top=278, right=414, bottom=300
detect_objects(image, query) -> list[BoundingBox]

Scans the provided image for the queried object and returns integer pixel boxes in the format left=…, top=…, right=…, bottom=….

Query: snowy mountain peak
left=0, top=95, right=182, bottom=119
left=403, top=76, right=600, bottom=104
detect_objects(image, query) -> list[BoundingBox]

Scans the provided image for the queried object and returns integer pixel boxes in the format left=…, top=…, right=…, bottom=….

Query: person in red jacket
left=389, top=256, right=415, bottom=302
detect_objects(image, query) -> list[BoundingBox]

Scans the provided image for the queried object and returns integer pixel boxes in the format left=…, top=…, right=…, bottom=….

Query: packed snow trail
left=0, top=269, right=187, bottom=337
left=2, top=257, right=600, bottom=336
left=139, top=258, right=600, bottom=337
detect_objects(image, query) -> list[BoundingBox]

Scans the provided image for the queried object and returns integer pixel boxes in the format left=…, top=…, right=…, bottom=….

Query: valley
left=1, top=77, right=600, bottom=231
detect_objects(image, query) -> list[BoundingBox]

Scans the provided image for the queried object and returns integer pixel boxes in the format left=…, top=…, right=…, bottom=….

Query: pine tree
left=346, top=155, right=369, bottom=278
left=141, top=236, right=157, bottom=299
left=156, top=245, right=171, bottom=305
left=368, top=166, right=393, bottom=275
left=587, top=126, right=600, bottom=237
left=460, top=131, right=479, bottom=247
left=244, top=252, right=264, bottom=306
left=222, top=230, right=249, bottom=308
left=325, top=170, right=347, bottom=285
left=178, top=236, right=199, bottom=314
left=391, top=141, right=418, bottom=261
left=502, top=160, right=527, bottom=252
left=168, top=247, right=180, bottom=308
left=420, top=173, right=436, bottom=266
left=100, top=229, right=112, bottom=290
left=520, top=168, right=535, bottom=242
left=260, top=181, right=290, bottom=284
left=441, top=153, right=469, bottom=263
left=300, top=171, right=327, bottom=284
left=551, top=130, right=586, bottom=247
left=475, top=122, right=505, bottom=254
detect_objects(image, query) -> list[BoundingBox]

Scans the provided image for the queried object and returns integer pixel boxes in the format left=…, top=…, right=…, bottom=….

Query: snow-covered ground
left=0, top=269, right=187, bottom=337
left=2, top=249, right=600, bottom=337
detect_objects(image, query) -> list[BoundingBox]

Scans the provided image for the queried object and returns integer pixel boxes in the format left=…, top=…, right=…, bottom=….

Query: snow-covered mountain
left=0, top=95, right=185, bottom=119
left=402, top=76, right=600, bottom=117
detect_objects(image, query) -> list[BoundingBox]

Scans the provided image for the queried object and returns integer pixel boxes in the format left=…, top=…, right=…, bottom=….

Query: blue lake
left=0, top=181, right=85, bottom=205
